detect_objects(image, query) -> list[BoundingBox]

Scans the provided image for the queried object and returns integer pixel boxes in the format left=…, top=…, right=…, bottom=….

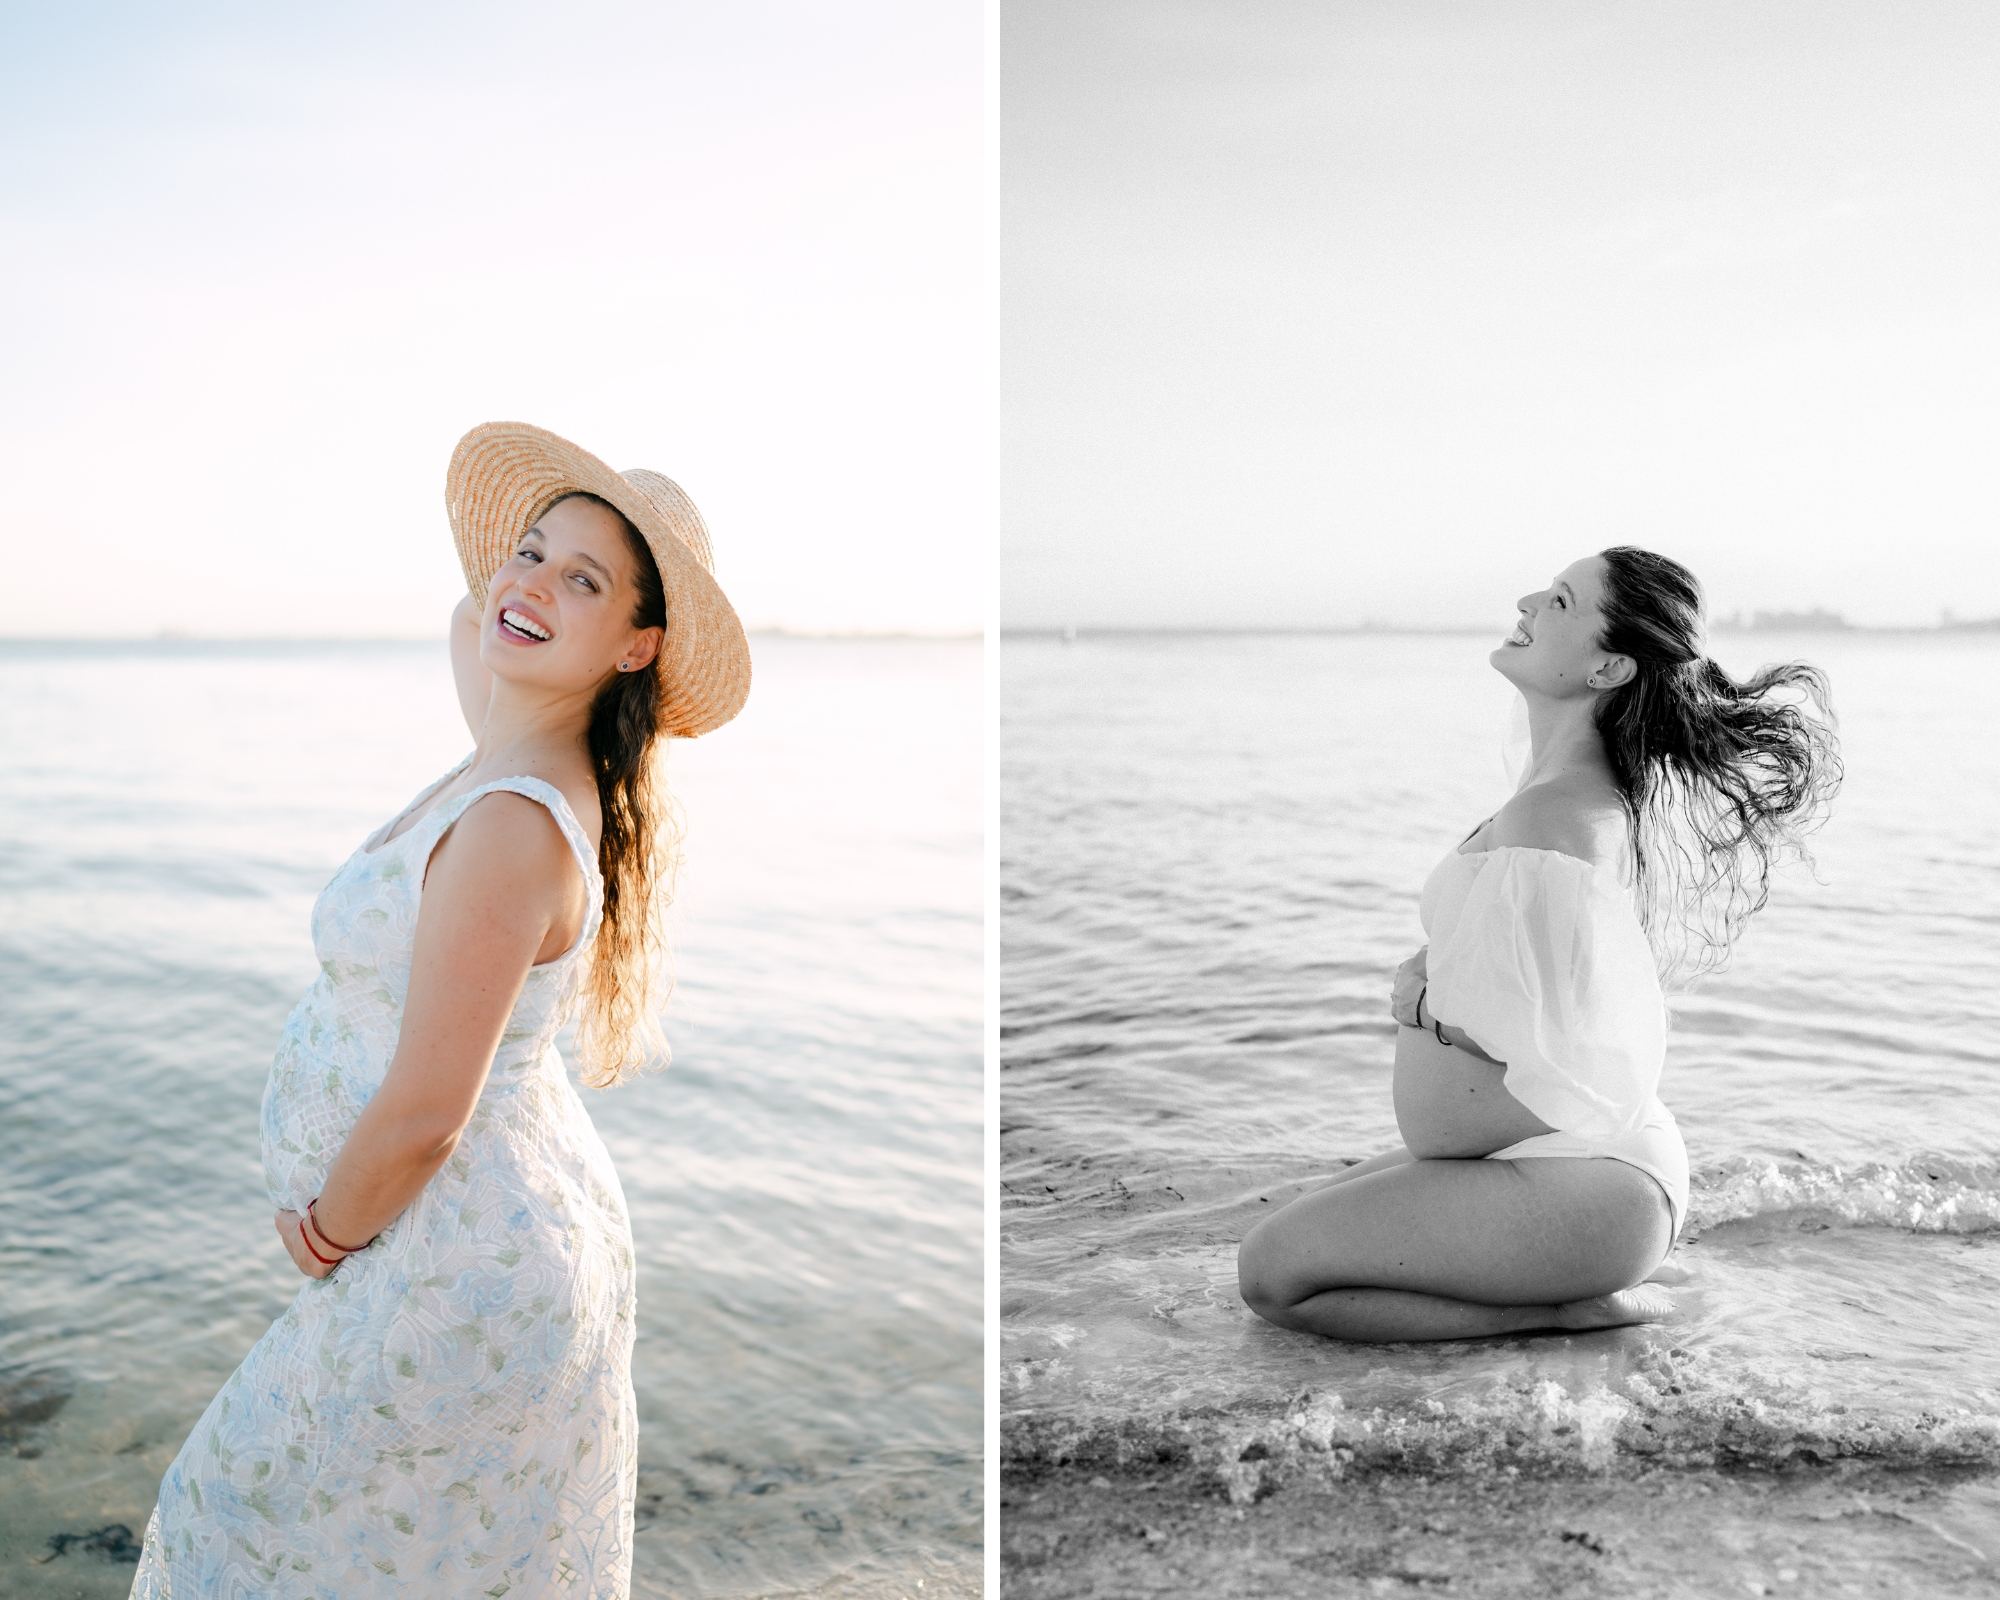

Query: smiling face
left=479, top=494, right=663, bottom=696
left=1489, top=555, right=1633, bottom=698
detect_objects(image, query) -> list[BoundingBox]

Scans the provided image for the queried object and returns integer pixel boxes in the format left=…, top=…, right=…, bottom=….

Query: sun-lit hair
left=1593, top=546, right=1843, bottom=985
left=545, top=491, right=681, bottom=1086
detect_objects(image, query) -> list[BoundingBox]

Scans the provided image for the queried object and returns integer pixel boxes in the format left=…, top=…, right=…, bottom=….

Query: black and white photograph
left=1001, top=3, right=2000, bottom=1594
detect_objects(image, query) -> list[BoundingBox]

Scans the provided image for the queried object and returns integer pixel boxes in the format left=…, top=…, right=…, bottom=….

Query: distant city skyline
left=997, top=598, right=2000, bottom=636
left=1003, top=1, right=2000, bottom=632
left=1000, top=609, right=2000, bottom=637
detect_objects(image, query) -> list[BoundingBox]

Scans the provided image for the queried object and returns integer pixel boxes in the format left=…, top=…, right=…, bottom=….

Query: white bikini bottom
left=1485, top=1098, right=1689, bottom=1241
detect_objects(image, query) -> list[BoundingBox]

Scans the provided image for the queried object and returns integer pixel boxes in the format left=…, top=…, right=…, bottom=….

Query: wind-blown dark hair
left=1593, top=546, right=1842, bottom=983
left=549, top=491, right=681, bottom=1085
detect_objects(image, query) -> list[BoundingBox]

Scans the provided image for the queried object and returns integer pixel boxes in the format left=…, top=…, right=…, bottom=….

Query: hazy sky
left=1, top=0, right=980, bottom=637
left=1003, top=0, right=2000, bottom=630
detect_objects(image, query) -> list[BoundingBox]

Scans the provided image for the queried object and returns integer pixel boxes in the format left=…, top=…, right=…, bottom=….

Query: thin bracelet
left=308, top=1197, right=369, bottom=1256
left=1412, top=984, right=1427, bottom=1030
left=1434, top=1016, right=1451, bottom=1048
left=298, top=1215, right=343, bottom=1268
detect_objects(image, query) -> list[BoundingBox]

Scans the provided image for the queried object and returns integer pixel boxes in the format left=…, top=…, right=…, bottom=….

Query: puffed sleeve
left=1425, top=847, right=1665, bottom=1141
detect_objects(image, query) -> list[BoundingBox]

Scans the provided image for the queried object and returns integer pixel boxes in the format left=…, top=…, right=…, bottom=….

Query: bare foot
left=1554, top=1286, right=1675, bottom=1331
left=1645, top=1257, right=1692, bottom=1286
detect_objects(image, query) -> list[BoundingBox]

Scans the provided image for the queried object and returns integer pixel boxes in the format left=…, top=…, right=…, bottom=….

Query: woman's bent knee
left=1236, top=1220, right=1299, bottom=1322
left=1236, top=1227, right=1275, bottom=1313
left=1237, top=1208, right=1340, bottom=1326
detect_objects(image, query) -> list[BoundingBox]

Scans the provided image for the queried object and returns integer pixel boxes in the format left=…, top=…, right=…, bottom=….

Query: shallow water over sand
left=1002, top=628, right=2000, bottom=1585
left=0, top=635, right=981, bottom=1599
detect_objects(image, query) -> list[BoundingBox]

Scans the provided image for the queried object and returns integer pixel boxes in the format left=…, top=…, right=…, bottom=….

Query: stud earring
left=1587, top=676, right=1600, bottom=687
left=618, top=661, right=630, bottom=672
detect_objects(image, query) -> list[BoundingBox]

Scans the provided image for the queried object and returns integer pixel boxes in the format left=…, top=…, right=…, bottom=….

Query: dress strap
left=428, top=777, right=605, bottom=950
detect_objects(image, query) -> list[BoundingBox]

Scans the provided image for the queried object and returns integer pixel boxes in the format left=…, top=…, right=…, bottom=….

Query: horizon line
left=999, top=619, right=2000, bottom=637
left=0, top=627, right=982, bottom=646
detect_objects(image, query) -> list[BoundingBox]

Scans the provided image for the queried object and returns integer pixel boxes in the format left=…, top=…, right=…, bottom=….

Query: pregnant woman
left=132, top=422, right=751, bottom=1596
left=1238, top=547, right=1839, bottom=1342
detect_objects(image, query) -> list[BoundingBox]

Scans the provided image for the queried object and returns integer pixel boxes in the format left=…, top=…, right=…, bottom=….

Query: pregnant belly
left=1391, top=1024, right=1554, bottom=1159
left=260, top=1028, right=371, bottom=1210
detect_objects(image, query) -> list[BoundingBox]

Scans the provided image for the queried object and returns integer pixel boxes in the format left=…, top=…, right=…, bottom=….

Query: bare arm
left=450, top=593, right=494, bottom=741
left=1392, top=946, right=1505, bottom=1064
left=275, top=793, right=583, bottom=1275
left=1416, top=988, right=1501, bottom=1064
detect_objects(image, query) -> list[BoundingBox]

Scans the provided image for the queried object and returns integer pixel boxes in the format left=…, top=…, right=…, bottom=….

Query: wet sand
left=1002, top=1460, right=2000, bottom=1598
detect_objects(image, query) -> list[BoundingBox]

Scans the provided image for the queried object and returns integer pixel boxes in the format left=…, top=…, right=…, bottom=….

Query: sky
left=1002, top=0, right=2000, bottom=631
left=0, top=0, right=981, bottom=637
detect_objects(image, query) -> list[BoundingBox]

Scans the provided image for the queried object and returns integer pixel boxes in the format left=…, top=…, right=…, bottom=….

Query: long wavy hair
left=550, top=491, right=682, bottom=1086
left=1593, top=546, right=1843, bottom=983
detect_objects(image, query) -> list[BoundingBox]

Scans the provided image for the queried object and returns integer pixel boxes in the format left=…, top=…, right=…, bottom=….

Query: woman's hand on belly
left=275, top=1209, right=339, bottom=1279
left=1391, top=1025, right=1555, bottom=1160
left=1390, top=946, right=1428, bottom=1028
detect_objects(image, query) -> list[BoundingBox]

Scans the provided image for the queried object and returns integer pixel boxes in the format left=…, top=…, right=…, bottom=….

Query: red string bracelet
left=298, top=1215, right=343, bottom=1268
left=308, top=1198, right=369, bottom=1256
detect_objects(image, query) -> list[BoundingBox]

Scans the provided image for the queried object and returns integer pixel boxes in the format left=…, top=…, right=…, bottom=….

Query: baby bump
left=261, top=1026, right=371, bottom=1210
left=1391, top=1024, right=1555, bottom=1160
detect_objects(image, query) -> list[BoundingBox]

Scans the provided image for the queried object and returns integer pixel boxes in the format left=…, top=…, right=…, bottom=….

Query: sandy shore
left=1002, top=1461, right=2000, bottom=1598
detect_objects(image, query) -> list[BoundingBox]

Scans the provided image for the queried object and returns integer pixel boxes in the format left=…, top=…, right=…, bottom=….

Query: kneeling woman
left=1238, top=547, right=1839, bottom=1342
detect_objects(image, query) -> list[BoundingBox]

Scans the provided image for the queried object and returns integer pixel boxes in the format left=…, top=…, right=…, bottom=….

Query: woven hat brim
left=446, top=422, right=751, bottom=739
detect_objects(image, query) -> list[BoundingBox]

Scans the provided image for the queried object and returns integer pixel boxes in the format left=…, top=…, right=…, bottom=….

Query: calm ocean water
left=1002, top=630, right=2000, bottom=1573
left=0, top=636, right=981, bottom=1599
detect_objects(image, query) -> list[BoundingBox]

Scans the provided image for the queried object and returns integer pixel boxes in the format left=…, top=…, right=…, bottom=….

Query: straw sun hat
left=446, top=421, right=751, bottom=739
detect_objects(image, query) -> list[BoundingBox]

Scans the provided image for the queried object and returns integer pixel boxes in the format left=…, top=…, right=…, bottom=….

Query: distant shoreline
left=1001, top=621, right=2000, bottom=638
left=0, top=629, right=980, bottom=648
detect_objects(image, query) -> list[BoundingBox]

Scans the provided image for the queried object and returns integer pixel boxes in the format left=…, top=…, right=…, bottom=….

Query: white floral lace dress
left=133, top=761, right=638, bottom=1599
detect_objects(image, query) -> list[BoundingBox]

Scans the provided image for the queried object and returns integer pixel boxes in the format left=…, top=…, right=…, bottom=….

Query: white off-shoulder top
left=1419, top=845, right=1668, bottom=1144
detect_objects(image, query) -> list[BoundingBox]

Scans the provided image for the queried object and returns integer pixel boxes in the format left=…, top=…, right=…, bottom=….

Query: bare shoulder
left=414, top=790, right=590, bottom=970
left=1488, top=778, right=1628, bottom=870
left=429, top=790, right=579, bottom=898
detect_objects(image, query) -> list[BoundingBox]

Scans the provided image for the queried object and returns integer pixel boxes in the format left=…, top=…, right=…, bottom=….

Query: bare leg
left=1238, top=1155, right=1674, bottom=1343
left=1279, top=1284, right=1674, bottom=1342
left=1283, top=1288, right=1560, bottom=1341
